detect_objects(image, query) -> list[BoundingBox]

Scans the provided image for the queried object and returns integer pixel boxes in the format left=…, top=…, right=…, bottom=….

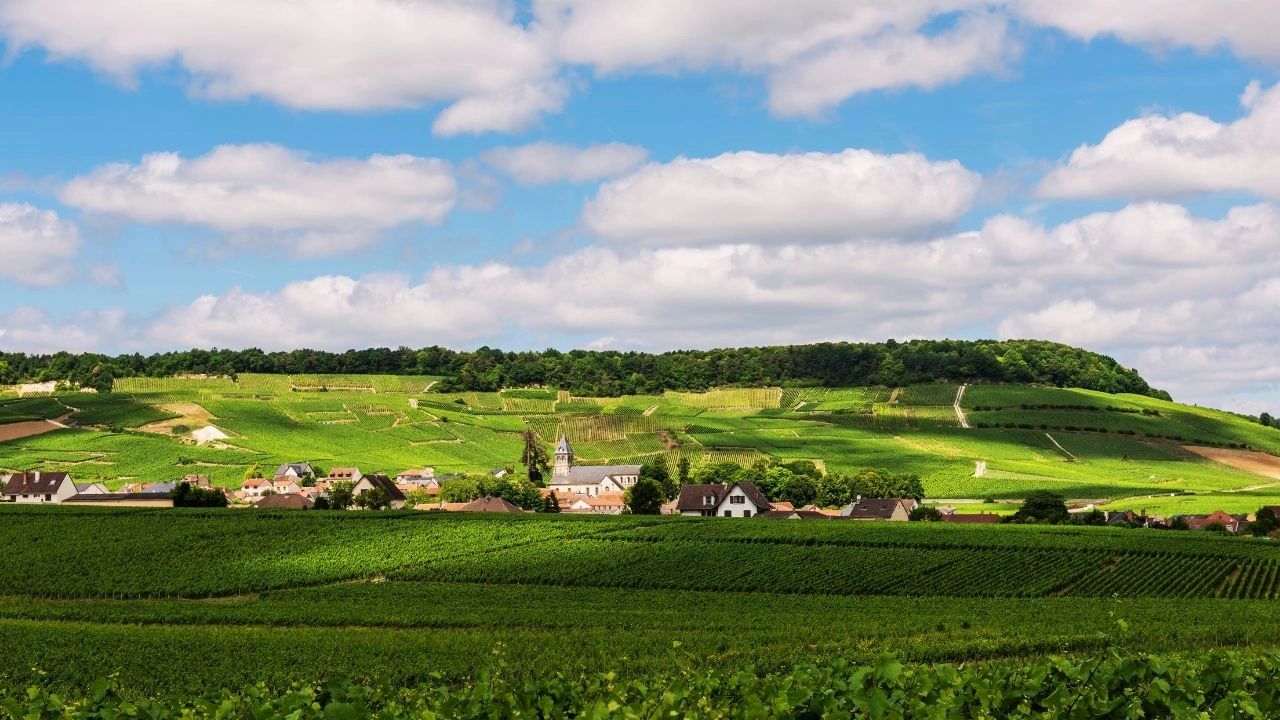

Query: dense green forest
left=0, top=339, right=1167, bottom=399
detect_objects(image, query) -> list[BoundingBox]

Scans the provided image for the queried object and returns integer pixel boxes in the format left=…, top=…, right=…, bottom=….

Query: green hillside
left=3, top=376, right=1279, bottom=513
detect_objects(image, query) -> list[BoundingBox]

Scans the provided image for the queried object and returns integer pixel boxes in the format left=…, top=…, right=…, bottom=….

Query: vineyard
left=2, top=378, right=1280, bottom=513
left=2, top=509, right=1280, bottom=699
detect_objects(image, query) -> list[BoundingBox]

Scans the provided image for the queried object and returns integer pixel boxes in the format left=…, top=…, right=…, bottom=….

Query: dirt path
left=888, top=388, right=902, bottom=404
left=973, top=460, right=987, bottom=478
left=953, top=385, right=971, bottom=429
left=642, top=405, right=659, bottom=416
left=1184, top=446, right=1280, bottom=481
left=1045, top=433, right=1081, bottom=462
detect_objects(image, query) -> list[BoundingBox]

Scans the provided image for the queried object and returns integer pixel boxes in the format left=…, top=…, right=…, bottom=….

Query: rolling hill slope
left=2, top=375, right=1279, bottom=513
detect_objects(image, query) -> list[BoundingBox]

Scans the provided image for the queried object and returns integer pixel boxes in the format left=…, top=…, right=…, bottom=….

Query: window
left=744, top=510, right=752, bottom=518
left=723, top=510, right=733, bottom=517
left=730, top=495, right=745, bottom=504
left=44, top=494, right=51, bottom=502
left=703, top=494, right=715, bottom=505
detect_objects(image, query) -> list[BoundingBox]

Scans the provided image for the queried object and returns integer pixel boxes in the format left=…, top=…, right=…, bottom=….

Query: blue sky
left=0, top=1, right=1278, bottom=411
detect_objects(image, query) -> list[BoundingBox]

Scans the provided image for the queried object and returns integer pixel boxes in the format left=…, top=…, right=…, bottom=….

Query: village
left=0, top=435, right=1269, bottom=533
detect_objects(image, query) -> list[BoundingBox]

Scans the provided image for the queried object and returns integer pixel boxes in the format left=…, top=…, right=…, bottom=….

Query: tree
left=1073, top=509, right=1107, bottom=526
left=639, top=460, right=676, bottom=500
left=1203, top=521, right=1229, bottom=534
left=626, top=478, right=664, bottom=515
left=355, top=485, right=391, bottom=510
left=477, top=476, right=543, bottom=510
left=677, top=457, right=691, bottom=486
left=1252, top=507, right=1280, bottom=537
left=327, top=481, right=355, bottom=510
left=542, top=491, right=562, bottom=513
left=439, top=477, right=481, bottom=503
left=1262, top=413, right=1276, bottom=429
left=909, top=506, right=943, bottom=522
left=313, top=496, right=331, bottom=510
left=520, top=429, right=550, bottom=486
left=1010, top=491, right=1069, bottom=524
left=1170, top=516, right=1191, bottom=531
left=243, top=465, right=262, bottom=481
left=171, top=483, right=228, bottom=508
left=403, top=487, right=433, bottom=510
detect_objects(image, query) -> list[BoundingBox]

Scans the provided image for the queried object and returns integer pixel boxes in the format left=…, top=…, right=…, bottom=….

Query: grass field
left=2, top=379, right=1280, bottom=514
left=2, top=508, right=1280, bottom=699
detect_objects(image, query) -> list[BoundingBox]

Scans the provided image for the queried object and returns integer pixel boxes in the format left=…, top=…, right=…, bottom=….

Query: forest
left=0, top=339, right=1167, bottom=399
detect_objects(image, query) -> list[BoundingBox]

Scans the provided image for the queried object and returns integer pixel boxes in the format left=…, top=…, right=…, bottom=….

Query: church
left=546, top=436, right=642, bottom=497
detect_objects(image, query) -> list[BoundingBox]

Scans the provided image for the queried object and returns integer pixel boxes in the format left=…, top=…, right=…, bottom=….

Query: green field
left=2, top=508, right=1280, bottom=702
left=3, top=380, right=1280, bottom=514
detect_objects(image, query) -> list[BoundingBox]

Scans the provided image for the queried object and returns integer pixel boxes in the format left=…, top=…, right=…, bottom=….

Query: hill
left=2, top=509, right=1280, bottom=698
left=2, top=373, right=1279, bottom=513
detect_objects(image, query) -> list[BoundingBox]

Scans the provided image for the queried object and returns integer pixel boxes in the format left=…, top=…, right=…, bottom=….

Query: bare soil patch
left=1184, top=445, right=1280, bottom=480
left=0, top=420, right=65, bottom=442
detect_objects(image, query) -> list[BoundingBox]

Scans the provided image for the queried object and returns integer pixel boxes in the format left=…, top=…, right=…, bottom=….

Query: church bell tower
left=554, top=436, right=573, bottom=478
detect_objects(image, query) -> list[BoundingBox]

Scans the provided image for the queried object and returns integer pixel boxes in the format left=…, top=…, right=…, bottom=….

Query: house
left=490, top=468, right=510, bottom=478
left=271, top=477, right=302, bottom=495
left=840, top=497, right=918, bottom=522
left=460, top=496, right=525, bottom=513
left=676, top=482, right=773, bottom=518
left=146, top=482, right=178, bottom=495
left=241, top=477, right=271, bottom=499
left=771, top=501, right=795, bottom=512
left=73, top=481, right=110, bottom=495
left=587, top=491, right=627, bottom=515
left=546, top=436, right=641, bottom=498
left=275, top=463, right=315, bottom=479
left=180, top=474, right=211, bottom=487
left=942, top=512, right=1002, bottom=524
left=326, top=467, right=363, bottom=483
left=63, top=491, right=174, bottom=508
left=758, top=509, right=833, bottom=520
left=1103, top=510, right=1151, bottom=527
left=2, top=472, right=79, bottom=503
left=352, top=473, right=406, bottom=509
left=1181, top=510, right=1248, bottom=533
left=797, top=504, right=844, bottom=517
left=255, top=493, right=315, bottom=510
left=396, top=468, right=436, bottom=485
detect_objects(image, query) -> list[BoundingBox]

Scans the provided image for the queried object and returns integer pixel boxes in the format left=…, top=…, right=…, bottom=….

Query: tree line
left=0, top=339, right=1168, bottom=398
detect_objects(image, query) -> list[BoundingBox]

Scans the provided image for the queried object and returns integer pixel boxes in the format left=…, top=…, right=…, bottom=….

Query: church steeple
left=553, top=435, right=573, bottom=478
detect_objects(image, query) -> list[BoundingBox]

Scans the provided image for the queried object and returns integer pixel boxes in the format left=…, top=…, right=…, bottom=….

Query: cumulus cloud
left=58, top=144, right=457, bottom=257
left=0, top=203, right=80, bottom=286
left=581, top=149, right=981, bottom=245
left=541, top=0, right=1013, bottom=116
left=6, top=201, right=1278, bottom=406
left=1038, top=82, right=1280, bottom=200
left=481, top=142, right=649, bottom=186
left=1013, top=0, right=1280, bottom=61
left=0, top=0, right=562, bottom=135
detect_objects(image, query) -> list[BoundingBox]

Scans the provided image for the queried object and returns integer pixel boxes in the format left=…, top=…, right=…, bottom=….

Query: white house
left=326, top=467, right=362, bottom=483
left=546, top=436, right=641, bottom=498
left=2, top=471, right=79, bottom=504
left=352, top=473, right=407, bottom=509
left=274, top=463, right=315, bottom=479
left=676, top=482, right=773, bottom=518
left=241, top=477, right=271, bottom=499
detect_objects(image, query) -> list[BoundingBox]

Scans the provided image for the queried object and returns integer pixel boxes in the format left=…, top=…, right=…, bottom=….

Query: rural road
left=954, top=385, right=971, bottom=429
left=1045, top=432, right=1082, bottom=462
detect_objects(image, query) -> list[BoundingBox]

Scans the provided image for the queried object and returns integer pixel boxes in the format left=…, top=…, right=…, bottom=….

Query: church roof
left=551, top=465, right=642, bottom=486
left=556, top=436, right=573, bottom=455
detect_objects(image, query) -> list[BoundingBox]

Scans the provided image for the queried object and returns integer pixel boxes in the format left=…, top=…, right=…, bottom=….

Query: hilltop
left=1, top=369, right=1279, bottom=515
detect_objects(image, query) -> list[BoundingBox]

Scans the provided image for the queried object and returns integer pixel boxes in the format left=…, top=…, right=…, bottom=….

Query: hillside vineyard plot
left=3, top=379, right=1280, bottom=511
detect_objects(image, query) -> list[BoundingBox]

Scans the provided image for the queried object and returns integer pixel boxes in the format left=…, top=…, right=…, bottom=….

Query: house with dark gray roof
left=275, top=463, right=316, bottom=479
left=352, top=473, right=407, bottom=509
left=839, top=497, right=917, bottom=521
left=2, top=471, right=78, bottom=504
left=676, top=482, right=773, bottom=518
left=547, top=436, right=642, bottom=498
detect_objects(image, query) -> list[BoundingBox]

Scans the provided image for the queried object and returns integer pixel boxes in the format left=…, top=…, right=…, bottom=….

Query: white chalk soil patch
left=973, top=460, right=987, bottom=478
left=1045, top=433, right=1082, bottom=462
left=953, top=385, right=971, bottom=429
left=193, top=426, right=230, bottom=445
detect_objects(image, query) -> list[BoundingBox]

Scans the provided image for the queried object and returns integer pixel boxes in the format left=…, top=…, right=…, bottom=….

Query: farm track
left=953, top=385, right=970, bottom=429
left=1045, top=433, right=1081, bottom=462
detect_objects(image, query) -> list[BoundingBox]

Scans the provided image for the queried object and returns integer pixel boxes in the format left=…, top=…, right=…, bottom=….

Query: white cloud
left=541, top=0, right=1012, bottom=116
left=7, top=201, right=1279, bottom=407
left=766, top=14, right=1013, bottom=117
left=582, top=149, right=981, bottom=245
left=481, top=142, right=649, bottom=186
left=1038, top=82, right=1280, bottom=200
left=58, top=144, right=457, bottom=257
left=0, top=203, right=80, bottom=286
left=1012, top=0, right=1280, bottom=61
left=0, top=307, right=125, bottom=353
left=0, top=0, right=562, bottom=135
